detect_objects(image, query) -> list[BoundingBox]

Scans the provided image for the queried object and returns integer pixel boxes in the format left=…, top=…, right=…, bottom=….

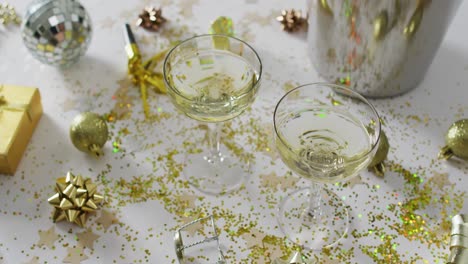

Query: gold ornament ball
left=439, top=119, right=468, bottom=160
left=70, top=112, right=108, bottom=157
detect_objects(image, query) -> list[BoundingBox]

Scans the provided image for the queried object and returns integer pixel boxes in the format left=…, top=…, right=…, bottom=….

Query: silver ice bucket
left=307, top=0, right=462, bottom=97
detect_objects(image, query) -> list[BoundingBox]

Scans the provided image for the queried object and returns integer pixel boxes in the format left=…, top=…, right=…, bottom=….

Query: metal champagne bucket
left=307, top=0, right=462, bottom=97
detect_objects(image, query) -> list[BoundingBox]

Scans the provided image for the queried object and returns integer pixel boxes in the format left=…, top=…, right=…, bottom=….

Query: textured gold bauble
left=439, top=119, right=468, bottom=160
left=70, top=112, right=108, bottom=157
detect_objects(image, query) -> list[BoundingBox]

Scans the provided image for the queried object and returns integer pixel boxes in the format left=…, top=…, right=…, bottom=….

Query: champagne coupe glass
left=163, top=34, right=262, bottom=195
left=273, top=83, right=381, bottom=250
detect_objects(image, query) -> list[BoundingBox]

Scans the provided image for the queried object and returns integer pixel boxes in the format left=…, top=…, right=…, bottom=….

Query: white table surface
left=0, top=0, right=467, bottom=263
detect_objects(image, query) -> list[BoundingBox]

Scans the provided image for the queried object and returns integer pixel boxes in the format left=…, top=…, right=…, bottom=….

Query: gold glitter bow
left=48, top=172, right=104, bottom=227
left=123, top=24, right=167, bottom=119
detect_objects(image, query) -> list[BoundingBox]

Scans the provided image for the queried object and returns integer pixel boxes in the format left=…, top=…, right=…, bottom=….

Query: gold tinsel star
left=48, top=172, right=104, bottom=228
left=276, top=9, right=307, bottom=32
left=136, top=7, right=167, bottom=32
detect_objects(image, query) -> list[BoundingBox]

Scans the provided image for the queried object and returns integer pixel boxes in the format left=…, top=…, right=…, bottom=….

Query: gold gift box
left=0, top=85, right=42, bottom=175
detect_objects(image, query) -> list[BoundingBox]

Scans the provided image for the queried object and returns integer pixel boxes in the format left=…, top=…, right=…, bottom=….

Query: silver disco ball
left=21, top=0, right=92, bottom=67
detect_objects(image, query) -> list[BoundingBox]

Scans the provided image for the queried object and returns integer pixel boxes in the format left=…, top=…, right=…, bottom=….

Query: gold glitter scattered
left=96, top=210, right=119, bottom=231
left=76, top=229, right=100, bottom=250
left=62, top=245, right=88, bottom=264
left=37, top=226, right=59, bottom=249
left=22, top=256, right=40, bottom=264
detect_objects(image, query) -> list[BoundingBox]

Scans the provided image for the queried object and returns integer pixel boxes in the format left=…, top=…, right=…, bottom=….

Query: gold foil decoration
left=277, top=9, right=307, bottom=32
left=0, top=3, right=20, bottom=26
left=448, top=214, right=468, bottom=264
left=123, top=23, right=167, bottom=118
left=368, top=130, right=389, bottom=177
left=70, top=112, right=109, bottom=158
left=439, top=119, right=468, bottom=161
left=136, top=7, right=167, bottom=32
left=48, top=172, right=104, bottom=227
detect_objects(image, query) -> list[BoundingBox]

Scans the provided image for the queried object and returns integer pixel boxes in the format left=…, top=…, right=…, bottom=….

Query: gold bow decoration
left=123, top=24, right=168, bottom=119
left=48, top=172, right=104, bottom=227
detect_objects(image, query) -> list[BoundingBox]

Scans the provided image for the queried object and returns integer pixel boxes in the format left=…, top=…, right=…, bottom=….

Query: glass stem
left=206, top=122, right=223, bottom=162
left=307, top=183, right=323, bottom=219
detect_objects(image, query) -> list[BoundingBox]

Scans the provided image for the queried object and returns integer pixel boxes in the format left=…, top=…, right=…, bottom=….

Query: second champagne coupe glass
left=273, top=83, right=381, bottom=250
left=163, top=34, right=262, bottom=195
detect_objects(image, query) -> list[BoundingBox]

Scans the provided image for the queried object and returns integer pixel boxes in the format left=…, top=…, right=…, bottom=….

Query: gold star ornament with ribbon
left=48, top=172, right=104, bottom=227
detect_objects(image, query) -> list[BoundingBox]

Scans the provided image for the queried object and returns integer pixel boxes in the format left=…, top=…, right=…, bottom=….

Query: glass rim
left=273, top=82, right=382, bottom=165
left=162, top=34, right=263, bottom=104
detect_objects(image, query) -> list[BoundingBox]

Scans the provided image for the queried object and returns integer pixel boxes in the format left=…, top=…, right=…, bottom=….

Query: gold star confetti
left=96, top=209, right=119, bottom=231
left=429, top=172, right=452, bottom=189
left=62, top=98, right=78, bottom=112
left=37, top=226, right=59, bottom=249
left=279, top=172, right=299, bottom=191
left=22, top=256, right=40, bottom=264
left=176, top=194, right=199, bottom=209
left=76, top=229, right=100, bottom=250
left=264, top=244, right=283, bottom=261
left=345, top=174, right=365, bottom=188
left=63, top=245, right=88, bottom=264
left=260, top=172, right=282, bottom=189
left=241, top=228, right=267, bottom=248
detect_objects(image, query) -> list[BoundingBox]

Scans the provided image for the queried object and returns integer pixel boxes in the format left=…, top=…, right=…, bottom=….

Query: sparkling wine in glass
left=273, top=83, right=381, bottom=250
left=163, top=34, right=262, bottom=195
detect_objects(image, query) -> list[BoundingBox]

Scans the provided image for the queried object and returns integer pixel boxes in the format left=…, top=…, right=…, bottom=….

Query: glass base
left=183, top=144, right=249, bottom=195
left=278, top=187, right=349, bottom=250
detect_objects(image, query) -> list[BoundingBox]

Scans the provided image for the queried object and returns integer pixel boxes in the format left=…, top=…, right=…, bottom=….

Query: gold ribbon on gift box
left=0, top=85, right=30, bottom=120
left=448, top=214, right=468, bottom=264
